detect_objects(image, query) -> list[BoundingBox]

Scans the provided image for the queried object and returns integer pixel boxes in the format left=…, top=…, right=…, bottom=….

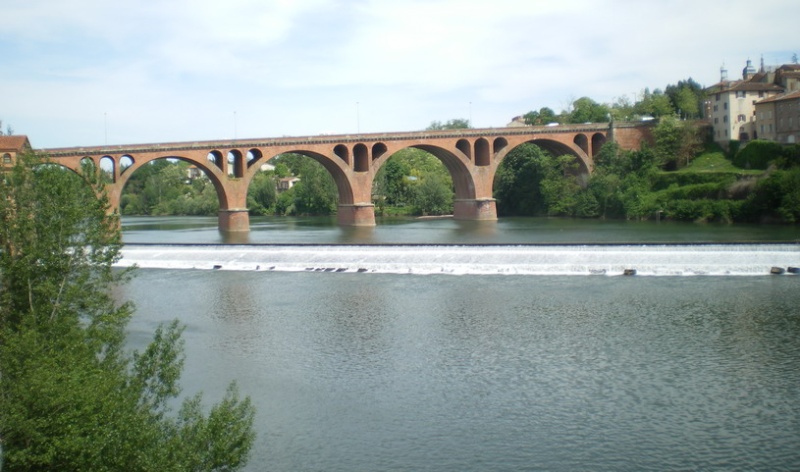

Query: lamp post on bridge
left=356, top=101, right=360, bottom=133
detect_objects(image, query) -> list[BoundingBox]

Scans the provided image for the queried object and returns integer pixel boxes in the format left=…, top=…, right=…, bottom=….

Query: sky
left=2, top=0, right=798, bottom=149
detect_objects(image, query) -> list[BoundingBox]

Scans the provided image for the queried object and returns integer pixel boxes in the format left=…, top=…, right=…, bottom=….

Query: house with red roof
left=0, top=135, right=31, bottom=168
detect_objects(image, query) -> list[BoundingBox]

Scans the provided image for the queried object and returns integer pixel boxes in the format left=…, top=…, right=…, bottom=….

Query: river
left=119, top=216, right=800, bottom=471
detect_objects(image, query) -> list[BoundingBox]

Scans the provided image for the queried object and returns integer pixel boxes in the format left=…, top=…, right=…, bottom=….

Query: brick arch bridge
left=42, top=122, right=652, bottom=232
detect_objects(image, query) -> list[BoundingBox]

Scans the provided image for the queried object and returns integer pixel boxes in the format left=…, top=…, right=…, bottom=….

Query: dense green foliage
left=527, top=78, right=706, bottom=124
left=120, top=160, right=218, bottom=216
left=269, top=154, right=338, bottom=216
left=732, top=140, right=800, bottom=170
left=493, top=119, right=800, bottom=224
left=0, top=152, right=256, bottom=471
left=372, top=148, right=454, bottom=216
left=426, top=118, right=470, bottom=130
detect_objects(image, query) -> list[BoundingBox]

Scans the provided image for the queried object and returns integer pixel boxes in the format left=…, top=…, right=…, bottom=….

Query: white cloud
left=2, top=0, right=799, bottom=147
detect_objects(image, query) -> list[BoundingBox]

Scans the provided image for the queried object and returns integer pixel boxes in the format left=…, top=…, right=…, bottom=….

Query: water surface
left=119, top=217, right=800, bottom=471
left=122, top=215, right=800, bottom=245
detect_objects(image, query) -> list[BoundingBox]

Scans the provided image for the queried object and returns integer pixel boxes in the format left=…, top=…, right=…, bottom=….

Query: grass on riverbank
left=678, top=151, right=763, bottom=175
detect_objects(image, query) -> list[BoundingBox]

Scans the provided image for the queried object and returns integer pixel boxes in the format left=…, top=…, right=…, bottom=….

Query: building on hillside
left=774, top=63, right=800, bottom=92
left=705, top=59, right=783, bottom=144
left=186, top=165, right=203, bottom=180
left=277, top=176, right=300, bottom=192
left=754, top=89, right=800, bottom=144
left=0, top=135, right=32, bottom=167
left=506, top=116, right=528, bottom=127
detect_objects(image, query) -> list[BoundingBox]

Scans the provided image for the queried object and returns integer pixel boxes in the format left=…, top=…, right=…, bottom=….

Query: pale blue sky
left=2, top=0, right=798, bottom=148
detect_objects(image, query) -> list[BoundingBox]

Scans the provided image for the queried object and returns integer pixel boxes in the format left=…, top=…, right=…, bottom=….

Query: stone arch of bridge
left=494, top=138, right=592, bottom=175
left=369, top=144, right=475, bottom=200
left=243, top=149, right=355, bottom=204
left=112, top=154, right=232, bottom=211
left=591, top=132, right=607, bottom=157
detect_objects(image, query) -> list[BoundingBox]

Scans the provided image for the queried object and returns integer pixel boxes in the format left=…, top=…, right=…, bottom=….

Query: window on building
left=723, top=115, right=728, bottom=123
left=736, top=91, right=746, bottom=98
left=2, top=153, right=12, bottom=164
left=714, top=117, right=718, bottom=124
left=715, top=93, right=720, bottom=101
left=759, top=91, right=764, bottom=98
left=713, top=105, right=718, bottom=112
left=738, top=114, right=746, bottom=122
left=724, top=129, right=728, bottom=137
left=761, top=124, right=765, bottom=134
left=724, top=102, right=728, bottom=110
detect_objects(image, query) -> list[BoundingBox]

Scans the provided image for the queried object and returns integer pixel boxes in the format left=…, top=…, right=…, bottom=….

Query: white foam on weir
left=116, top=244, right=800, bottom=276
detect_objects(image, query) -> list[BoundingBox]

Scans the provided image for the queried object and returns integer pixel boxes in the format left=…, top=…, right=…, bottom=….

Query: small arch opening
left=80, top=157, right=97, bottom=175
left=120, top=155, right=134, bottom=175
left=475, top=138, right=490, bottom=167
left=573, top=134, right=589, bottom=155
left=228, top=149, right=244, bottom=178
left=99, top=156, right=115, bottom=183
left=372, top=142, right=387, bottom=161
left=208, top=151, right=224, bottom=171
left=591, top=133, right=606, bottom=157
left=456, top=139, right=471, bottom=160
left=493, top=137, right=508, bottom=155
left=247, top=149, right=263, bottom=168
left=334, top=144, right=350, bottom=166
left=354, top=143, right=369, bottom=172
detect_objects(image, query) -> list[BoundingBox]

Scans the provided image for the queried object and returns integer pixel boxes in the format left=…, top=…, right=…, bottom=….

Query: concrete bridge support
left=219, top=209, right=250, bottom=232
left=338, top=203, right=376, bottom=226
left=454, top=199, right=497, bottom=220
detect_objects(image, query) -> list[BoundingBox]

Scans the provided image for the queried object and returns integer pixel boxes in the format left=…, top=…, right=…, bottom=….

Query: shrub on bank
left=734, top=140, right=785, bottom=170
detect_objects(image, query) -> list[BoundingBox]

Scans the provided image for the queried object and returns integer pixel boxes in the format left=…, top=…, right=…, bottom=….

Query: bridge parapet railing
left=41, top=122, right=648, bottom=158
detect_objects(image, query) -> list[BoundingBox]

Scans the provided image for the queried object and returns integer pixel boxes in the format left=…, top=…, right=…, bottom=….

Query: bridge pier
left=218, top=209, right=250, bottom=232
left=453, top=198, right=497, bottom=221
left=338, top=203, right=376, bottom=226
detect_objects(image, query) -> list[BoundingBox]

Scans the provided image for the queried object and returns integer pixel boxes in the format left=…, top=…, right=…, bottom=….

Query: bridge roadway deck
left=41, top=123, right=619, bottom=156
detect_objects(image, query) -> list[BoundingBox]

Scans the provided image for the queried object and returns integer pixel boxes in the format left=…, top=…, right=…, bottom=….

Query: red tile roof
left=0, top=135, right=31, bottom=152
left=756, top=89, right=800, bottom=104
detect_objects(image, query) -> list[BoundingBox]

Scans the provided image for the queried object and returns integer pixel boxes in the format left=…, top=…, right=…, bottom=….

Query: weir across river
left=41, top=122, right=653, bottom=232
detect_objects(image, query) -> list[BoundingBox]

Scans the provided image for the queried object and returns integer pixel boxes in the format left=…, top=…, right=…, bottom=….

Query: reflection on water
left=122, top=215, right=800, bottom=245
left=123, top=270, right=800, bottom=471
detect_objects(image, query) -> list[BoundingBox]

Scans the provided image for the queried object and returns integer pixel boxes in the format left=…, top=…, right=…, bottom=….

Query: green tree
left=410, top=173, right=453, bottom=216
left=652, top=115, right=703, bottom=169
left=523, top=107, right=558, bottom=125
left=665, top=78, right=705, bottom=119
left=538, top=155, right=583, bottom=216
left=635, top=88, right=674, bottom=118
left=373, top=158, right=411, bottom=206
left=567, top=97, right=610, bottom=124
left=247, top=171, right=277, bottom=215
left=493, top=143, right=550, bottom=216
left=426, top=119, right=471, bottom=130
left=291, top=159, right=338, bottom=215
left=0, top=151, right=256, bottom=471
left=609, top=96, right=636, bottom=122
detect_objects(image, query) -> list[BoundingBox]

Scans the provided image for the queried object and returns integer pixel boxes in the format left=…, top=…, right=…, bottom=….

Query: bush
left=733, top=140, right=784, bottom=170
left=651, top=172, right=735, bottom=190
